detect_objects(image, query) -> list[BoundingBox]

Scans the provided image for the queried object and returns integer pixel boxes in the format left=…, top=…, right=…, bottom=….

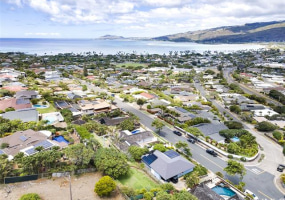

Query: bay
left=0, top=38, right=265, bottom=55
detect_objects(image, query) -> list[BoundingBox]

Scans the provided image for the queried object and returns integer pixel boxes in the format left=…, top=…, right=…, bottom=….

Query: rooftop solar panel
left=16, top=98, right=30, bottom=105
left=164, top=150, right=180, bottom=159
left=175, top=107, right=189, bottom=114
left=19, top=135, right=28, bottom=142
left=25, top=148, right=37, bottom=155
left=34, top=140, right=54, bottom=149
left=142, top=154, right=157, bottom=166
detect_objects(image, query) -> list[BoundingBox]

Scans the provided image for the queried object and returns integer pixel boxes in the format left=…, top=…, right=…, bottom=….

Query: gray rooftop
left=148, top=150, right=195, bottom=180
left=1, top=108, right=38, bottom=122
left=193, top=123, right=228, bottom=136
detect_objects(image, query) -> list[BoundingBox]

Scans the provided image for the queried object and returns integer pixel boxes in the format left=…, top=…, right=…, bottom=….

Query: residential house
left=0, top=98, right=32, bottom=111
left=190, top=183, right=225, bottom=200
left=142, top=150, right=195, bottom=182
left=67, top=92, right=82, bottom=100
left=134, top=92, right=157, bottom=101
left=150, top=99, right=171, bottom=107
left=77, top=99, right=116, bottom=115
left=240, top=104, right=266, bottom=111
left=1, top=108, right=38, bottom=122
left=45, top=71, right=61, bottom=81
left=168, top=106, right=196, bottom=123
left=117, top=129, right=157, bottom=151
left=15, top=90, right=38, bottom=100
left=253, top=109, right=279, bottom=117
left=99, top=116, right=130, bottom=126
left=0, top=129, right=58, bottom=158
left=193, top=123, right=228, bottom=143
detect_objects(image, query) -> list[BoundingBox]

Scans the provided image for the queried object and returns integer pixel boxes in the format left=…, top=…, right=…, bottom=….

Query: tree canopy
left=94, top=176, right=116, bottom=197
left=151, top=119, right=165, bottom=133
left=224, top=159, right=246, bottom=180
left=94, top=148, right=129, bottom=179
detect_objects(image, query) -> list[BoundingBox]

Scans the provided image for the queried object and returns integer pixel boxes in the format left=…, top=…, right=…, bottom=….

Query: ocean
left=0, top=38, right=265, bottom=55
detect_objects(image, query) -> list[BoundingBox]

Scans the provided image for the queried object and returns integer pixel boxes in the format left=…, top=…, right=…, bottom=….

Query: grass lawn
left=116, top=62, right=148, bottom=68
left=117, top=167, right=159, bottom=190
left=37, top=104, right=57, bottom=114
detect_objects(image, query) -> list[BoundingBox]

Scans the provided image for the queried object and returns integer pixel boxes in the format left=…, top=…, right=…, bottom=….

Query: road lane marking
left=258, top=190, right=273, bottom=200
left=199, top=154, right=223, bottom=170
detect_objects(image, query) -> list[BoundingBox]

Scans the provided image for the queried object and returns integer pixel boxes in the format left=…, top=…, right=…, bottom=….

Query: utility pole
left=69, top=174, right=72, bottom=200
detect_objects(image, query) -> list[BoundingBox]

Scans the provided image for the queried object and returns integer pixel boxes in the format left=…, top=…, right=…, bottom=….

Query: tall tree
left=224, top=159, right=246, bottom=180
left=136, top=98, right=145, bottom=110
left=94, top=148, right=129, bottom=179
left=151, top=119, right=165, bottom=133
left=83, top=66, right=88, bottom=76
left=64, top=143, right=95, bottom=167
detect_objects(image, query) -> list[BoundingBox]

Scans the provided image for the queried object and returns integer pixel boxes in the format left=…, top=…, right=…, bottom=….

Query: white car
left=245, top=189, right=258, bottom=200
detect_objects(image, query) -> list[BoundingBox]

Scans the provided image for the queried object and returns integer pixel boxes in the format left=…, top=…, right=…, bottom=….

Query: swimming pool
left=212, top=186, right=236, bottom=197
left=131, top=130, right=140, bottom=134
left=44, top=115, right=58, bottom=124
left=53, top=135, right=69, bottom=144
left=231, top=136, right=240, bottom=142
left=33, top=104, right=48, bottom=108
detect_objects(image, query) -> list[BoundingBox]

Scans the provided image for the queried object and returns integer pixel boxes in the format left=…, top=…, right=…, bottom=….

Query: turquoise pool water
left=212, top=186, right=236, bottom=197
left=44, top=115, right=57, bottom=124
left=231, top=136, right=240, bottom=142
left=33, top=104, right=48, bottom=108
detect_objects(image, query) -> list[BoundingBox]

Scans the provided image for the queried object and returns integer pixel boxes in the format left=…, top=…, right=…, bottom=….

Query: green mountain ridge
left=153, top=21, right=285, bottom=43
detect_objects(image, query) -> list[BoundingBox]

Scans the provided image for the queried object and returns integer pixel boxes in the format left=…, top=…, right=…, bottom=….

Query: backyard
left=117, top=167, right=159, bottom=190
left=36, top=104, right=57, bottom=114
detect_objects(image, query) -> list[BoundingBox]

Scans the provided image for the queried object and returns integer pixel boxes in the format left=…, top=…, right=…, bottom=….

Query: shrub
left=94, top=176, right=116, bottom=197
left=273, top=131, right=283, bottom=140
left=228, top=154, right=233, bottom=159
left=215, top=172, right=224, bottom=178
left=256, top=121, right=278, bottom=132
left=120, top=186, right=135, bottom=197
left=19, top=193, right=41, bottom=200
left=240, top=157, right=246, bottom=162
left=224, top=121, right=243, bottom=129
left=153, top=144, right=167, bottom=152
left=144, top=192, right=154, bottom=200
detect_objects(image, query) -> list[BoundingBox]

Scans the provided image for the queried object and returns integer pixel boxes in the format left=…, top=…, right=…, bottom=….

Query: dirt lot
left=0, top=173, right=125, bottom=200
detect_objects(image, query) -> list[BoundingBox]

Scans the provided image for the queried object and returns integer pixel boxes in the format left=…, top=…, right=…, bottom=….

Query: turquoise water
left=0, top=38, right=264, bottom=55
left=53, top=135, right=69, bottom=144
left=231, top=136, right=240, bottom=142
left=44, top=115, right=57, bottom=124
left=212, top=186, right=236, bottom=197
left=33, top=104, right=48, bottom=108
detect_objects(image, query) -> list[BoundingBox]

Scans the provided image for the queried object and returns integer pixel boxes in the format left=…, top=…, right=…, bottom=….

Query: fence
left=2, top=168, right=96, bottom=185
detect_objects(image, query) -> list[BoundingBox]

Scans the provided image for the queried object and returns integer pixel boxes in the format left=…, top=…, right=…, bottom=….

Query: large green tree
left=94, top=176, right=116, bottom=197
left=64, top=143, right=95, bottom=167
left=151, top=119, right=165, bottom=133
left=128, top=146, right=148, bottom=161
left=136, top=98, right=146, bottom=110
left=173, top=190, right=198, bottom=200
left=94, top=148, right=129, bottom=179
left=224, top=159, right=246, bottom=180
left=256, top=121, right=278, bottom=132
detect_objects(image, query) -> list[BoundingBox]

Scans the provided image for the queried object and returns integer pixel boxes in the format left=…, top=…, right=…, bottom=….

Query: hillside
left=153, top=21, right=285, bottom=43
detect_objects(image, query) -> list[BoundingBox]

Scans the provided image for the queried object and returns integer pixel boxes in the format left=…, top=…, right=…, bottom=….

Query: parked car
left=245, top=189, right=258, bottom=200
left=277, top=164, right=285, bottom=172
left=206, top=149, right=218, bottom=157
left=187, top=138, right=196, bottom=144
left=173, top=130, right=182, bottom=136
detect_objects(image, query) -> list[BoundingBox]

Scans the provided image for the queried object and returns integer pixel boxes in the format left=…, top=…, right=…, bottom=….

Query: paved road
left=223, top=68, right=282, bottom=106
left=81, top=80, right=284, bottom=199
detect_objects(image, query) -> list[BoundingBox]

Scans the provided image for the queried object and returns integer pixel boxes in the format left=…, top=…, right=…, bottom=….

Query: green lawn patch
left=37, top=104, right=57, bottom=114
left=116, top=62, right=148, bottom=68
left=117, top=167, right=159, bottom=190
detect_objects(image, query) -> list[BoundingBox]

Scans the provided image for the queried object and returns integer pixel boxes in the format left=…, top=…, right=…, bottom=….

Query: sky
left=0, top=0, right=284, bottom=38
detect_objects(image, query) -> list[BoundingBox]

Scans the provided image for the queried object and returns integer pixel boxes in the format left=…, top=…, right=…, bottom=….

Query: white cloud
left=25, top=32, right=60, bottom=36
left=4, top=0, right=285, bottom=37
